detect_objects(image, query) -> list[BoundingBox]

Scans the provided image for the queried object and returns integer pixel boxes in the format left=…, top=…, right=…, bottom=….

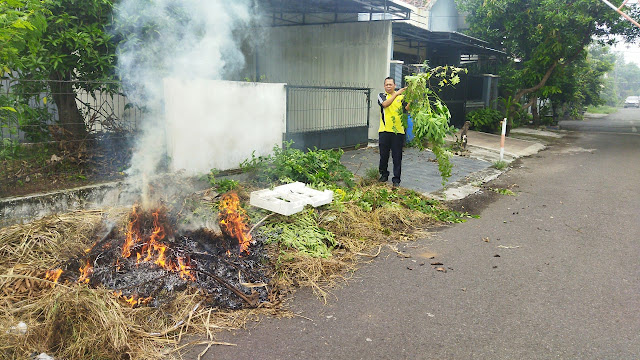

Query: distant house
left=240, top=0, right=503, bottom=149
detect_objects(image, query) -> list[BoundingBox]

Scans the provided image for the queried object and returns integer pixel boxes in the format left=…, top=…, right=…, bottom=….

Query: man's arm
left=380, top=87, right=406, bottom=108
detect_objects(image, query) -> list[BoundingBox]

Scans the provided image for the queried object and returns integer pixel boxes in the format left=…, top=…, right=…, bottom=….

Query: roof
left=392, top=22, right=505, bottom=56
left=262, top=0, right=412, bottom=26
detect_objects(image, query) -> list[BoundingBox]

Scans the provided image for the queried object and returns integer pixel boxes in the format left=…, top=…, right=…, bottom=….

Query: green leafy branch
left=402, top=65, right=467, bottom=185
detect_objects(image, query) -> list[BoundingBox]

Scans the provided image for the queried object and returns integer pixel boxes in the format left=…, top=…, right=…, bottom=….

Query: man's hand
left=396, top=87, right=407, bottom=95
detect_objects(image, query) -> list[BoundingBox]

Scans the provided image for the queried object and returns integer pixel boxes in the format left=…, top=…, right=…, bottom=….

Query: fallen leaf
left=417, top=251, right=438, bottom=259
left=483, top=237, right=490, bottom=242
left=493, top=254, right=501, bottom=257
left=431, top=262, right=443, bottom=266
left=435, top=267, right=447, bottom=273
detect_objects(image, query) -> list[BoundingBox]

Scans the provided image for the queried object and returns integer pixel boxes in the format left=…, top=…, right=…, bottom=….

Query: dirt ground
left=0, top=136, right=132, bottom=198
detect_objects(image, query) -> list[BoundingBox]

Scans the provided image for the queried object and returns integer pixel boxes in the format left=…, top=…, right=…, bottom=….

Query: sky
left=612, top=41, right=640, bottom=66
left=610, top=0, right=640, bottom=66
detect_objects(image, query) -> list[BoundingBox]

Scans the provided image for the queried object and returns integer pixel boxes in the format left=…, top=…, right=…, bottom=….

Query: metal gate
left=284, top=85, right=371, bottom=150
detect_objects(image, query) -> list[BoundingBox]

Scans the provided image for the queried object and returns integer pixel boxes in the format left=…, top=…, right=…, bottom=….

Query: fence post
left=366, top=88, right=371, bottom=128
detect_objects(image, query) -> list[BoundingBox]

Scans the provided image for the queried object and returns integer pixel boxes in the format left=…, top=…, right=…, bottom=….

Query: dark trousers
left=378, top=131, right=404, bottom=184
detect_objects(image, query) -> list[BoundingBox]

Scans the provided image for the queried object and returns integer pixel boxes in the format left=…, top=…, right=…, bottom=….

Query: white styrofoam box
left=250, top=182, right=334, bottom=216
left=250, top=189, right=305, bottom=216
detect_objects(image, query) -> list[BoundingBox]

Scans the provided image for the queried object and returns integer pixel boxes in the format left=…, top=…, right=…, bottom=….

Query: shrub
left=466, top=108, right=503, bottom=133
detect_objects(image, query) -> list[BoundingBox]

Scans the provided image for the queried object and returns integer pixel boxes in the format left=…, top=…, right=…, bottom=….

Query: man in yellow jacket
left=377, top=77, right=406, bottom=187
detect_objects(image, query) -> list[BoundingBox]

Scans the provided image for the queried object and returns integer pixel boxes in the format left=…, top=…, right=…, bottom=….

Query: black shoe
left=392, top=181, right=400, bottom=188
left=378, top=175, right=388, bottom=182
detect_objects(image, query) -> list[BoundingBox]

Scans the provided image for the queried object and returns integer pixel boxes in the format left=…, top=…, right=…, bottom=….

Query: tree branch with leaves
left=402, top=65, right=467, bottom=185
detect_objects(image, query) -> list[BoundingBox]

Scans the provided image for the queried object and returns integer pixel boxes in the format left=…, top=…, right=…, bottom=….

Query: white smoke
left=113, top=0, right=258, bottom=207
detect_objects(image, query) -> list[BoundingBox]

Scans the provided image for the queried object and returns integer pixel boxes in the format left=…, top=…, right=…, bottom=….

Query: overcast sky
left=610, top=0, right=640, bottom=66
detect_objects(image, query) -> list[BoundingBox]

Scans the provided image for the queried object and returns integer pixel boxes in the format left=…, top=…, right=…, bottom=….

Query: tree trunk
left=49, top=72, right=87, bottom=141
left=531, top=96, right=539, bottom=125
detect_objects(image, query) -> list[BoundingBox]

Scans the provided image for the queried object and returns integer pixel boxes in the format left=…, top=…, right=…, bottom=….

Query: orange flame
left=45, top=268, right=63, bottom=285
left=219, top=193, right=252, bottom=255
left=78, top=261, right=93, bottom=284
left=122, top=205, right=141, bottom=258
left=121, top=205, right=196, bottom=281
left=113, top=291, right=152, bottom=308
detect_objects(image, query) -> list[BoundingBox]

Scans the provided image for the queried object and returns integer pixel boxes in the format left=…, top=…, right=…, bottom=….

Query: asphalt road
left=195, top=124, right=640, bottom=359
left=560, top=108, right=640, bottom=133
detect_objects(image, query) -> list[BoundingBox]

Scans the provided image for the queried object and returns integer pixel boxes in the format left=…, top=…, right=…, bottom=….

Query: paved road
left=195, top=130, right=640, bottom=359
left=560, top=108, right=640, bottom=133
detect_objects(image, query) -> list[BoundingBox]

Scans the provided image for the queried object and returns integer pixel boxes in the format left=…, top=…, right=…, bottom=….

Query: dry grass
left=266, top=187, right=442, bottom=302
left=0, top=210, right=284, bottom=360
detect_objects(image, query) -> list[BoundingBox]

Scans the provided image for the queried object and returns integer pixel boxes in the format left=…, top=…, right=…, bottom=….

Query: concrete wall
left=247, top=21, right=393, bottom=140
left=163, top=79, right=286, bottom=174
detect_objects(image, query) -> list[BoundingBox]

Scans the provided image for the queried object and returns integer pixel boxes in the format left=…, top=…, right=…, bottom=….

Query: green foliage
left=365, top=167, right=379, bottom=180
left=0, top=0, right=49, bottom=75
left=207, top=169, right=239, bottom=193
left=0, top=138, right=20, bottom=160
left=262, top=210, right=337, bottom=258
left=492, top=160, right=508, bottom=170
left=457, top=0, right=638, bottom=122
left=586, top=105, right=617, bottom=114
left=336, top=186, right=475, bottom=223
left=492, top=188, right=516, bottom=196
left=609, top=51, right=640, bottom=104
left=2, top=0, right=118, bottom=139
left=466, top=108, right=503, bottom=133
left=402, top=65, right=467, bottom=185
left=239, top=142, right=355, bottom=188
left=0, top=93, right=52, bottom=143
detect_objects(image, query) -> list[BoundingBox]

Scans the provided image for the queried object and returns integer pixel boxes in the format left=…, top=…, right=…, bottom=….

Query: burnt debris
left=47, top=202, right=271, bottom=310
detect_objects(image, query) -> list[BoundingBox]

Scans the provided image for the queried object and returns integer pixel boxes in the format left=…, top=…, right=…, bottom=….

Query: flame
left=219, top=192, right=252, bottom=255
left=121, top=205, right=196, bottom=281
left=78, top=261, right=93, bottom=284
left=45, top=268, right=63, bottom=285
left=122, top=205, right=141, bottom=258
left=113, top=291, right=152, bottom=308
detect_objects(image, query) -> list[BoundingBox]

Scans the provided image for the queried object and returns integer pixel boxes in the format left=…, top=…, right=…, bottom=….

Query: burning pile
left=45, top=193, right=270, bottom=309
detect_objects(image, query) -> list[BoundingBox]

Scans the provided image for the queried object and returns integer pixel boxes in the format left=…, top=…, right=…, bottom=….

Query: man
left=377, top=76, right=406, bottom=187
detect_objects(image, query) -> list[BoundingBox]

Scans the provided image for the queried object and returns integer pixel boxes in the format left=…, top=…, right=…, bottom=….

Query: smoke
left=113, top=0, right=258, bottom=207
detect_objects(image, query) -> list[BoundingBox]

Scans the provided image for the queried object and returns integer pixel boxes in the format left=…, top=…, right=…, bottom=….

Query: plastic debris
left=6, top=321, right=27, bottom=335
left=35, top=353, right=54, bottom=360
left=250, top=182, right=333, bottom=216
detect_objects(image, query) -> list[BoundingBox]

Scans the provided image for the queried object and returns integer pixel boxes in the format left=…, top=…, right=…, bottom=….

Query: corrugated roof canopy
left=393, top=22, right=505, bottom=56
left=262, top=0, right=411, bottom=26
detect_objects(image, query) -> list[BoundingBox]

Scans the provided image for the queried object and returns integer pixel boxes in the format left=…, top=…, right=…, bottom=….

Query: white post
left=500, top=118, right=507, bottom=161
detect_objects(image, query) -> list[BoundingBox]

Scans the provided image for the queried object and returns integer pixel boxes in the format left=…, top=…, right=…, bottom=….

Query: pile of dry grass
left=0, top=210, right=281, bottom=360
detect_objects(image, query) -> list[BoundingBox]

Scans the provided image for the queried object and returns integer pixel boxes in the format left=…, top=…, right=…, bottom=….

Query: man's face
left=384, top=79, right=395, bottom=94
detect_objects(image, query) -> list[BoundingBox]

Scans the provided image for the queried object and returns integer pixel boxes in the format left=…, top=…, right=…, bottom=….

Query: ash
left=58, top=226, right=271, bottom=310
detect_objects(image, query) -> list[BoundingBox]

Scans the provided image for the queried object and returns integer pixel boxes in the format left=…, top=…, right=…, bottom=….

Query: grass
left=492, top=160, right=509, bottom=170
left=586, top=105, right=618, bottom=114
left=492, top=188, right=516, bottom=196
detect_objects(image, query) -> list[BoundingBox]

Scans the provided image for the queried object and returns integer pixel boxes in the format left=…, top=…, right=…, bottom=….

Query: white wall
left=249, top=21, right=393, bottom=140
left=163, top=79, right=286, bottom=174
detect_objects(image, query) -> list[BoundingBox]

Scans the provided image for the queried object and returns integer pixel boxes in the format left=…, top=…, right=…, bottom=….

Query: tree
left=0, top=0, right=48, bottom=75
left=457, top=0, right=638, bottom=127
left=5, top=0, right=117, bottom=141
left=612, top=55, right=640, bottom=100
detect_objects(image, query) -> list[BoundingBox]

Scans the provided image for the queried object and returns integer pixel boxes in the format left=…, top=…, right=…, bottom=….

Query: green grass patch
left=492, top=188, right=516, bottom=196
left=586, top=105, right=618, bottom=114
left=492, top=160, right=508, bottom=170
